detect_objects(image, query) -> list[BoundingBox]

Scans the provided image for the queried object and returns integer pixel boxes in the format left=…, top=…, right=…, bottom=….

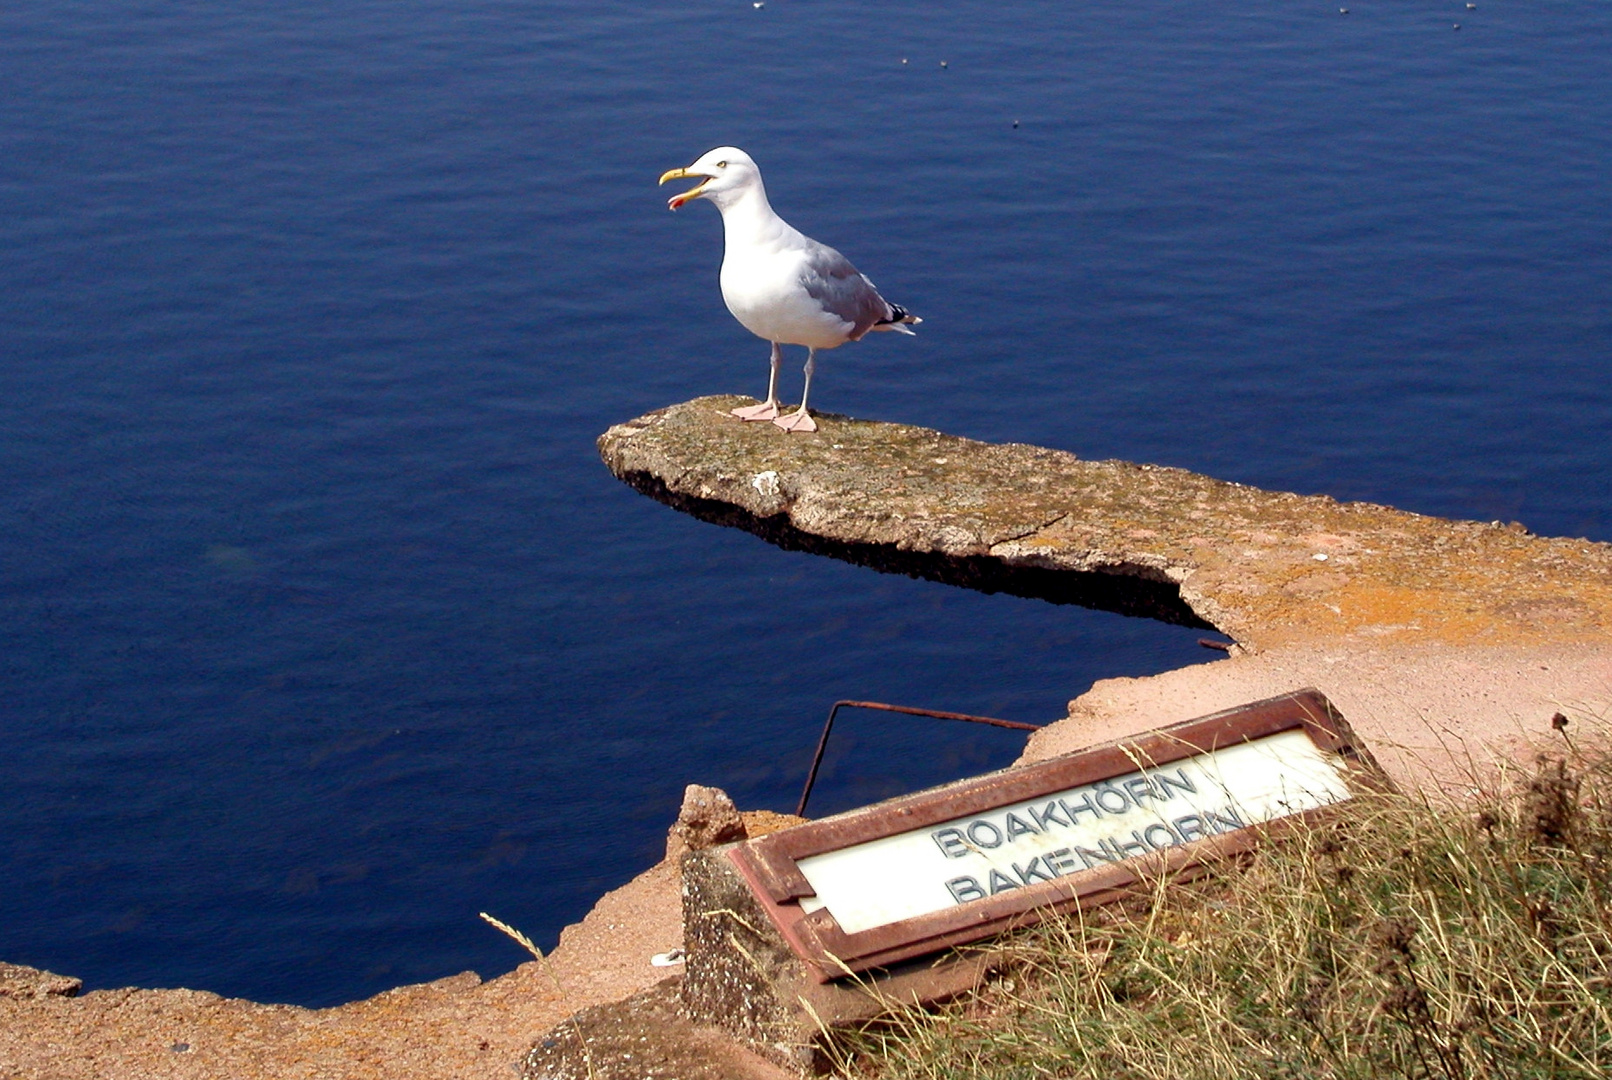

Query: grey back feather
left=798, top=239, right=892, bottom=340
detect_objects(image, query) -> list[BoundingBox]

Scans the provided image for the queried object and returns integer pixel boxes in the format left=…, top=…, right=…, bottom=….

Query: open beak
left=658, top=166, right=709, bottom=211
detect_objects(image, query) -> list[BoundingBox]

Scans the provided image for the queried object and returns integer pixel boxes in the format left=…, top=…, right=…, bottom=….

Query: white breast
left=716, top=212, right=856, bottom=350
left=719, top=256, right=849, bottom=348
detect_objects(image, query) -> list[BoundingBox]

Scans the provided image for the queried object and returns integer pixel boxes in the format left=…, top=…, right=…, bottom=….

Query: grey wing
left=798, top=239, right=892, bottom=340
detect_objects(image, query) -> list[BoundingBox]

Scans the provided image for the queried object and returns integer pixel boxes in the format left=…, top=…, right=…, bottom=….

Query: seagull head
left=658, top=147, right=762, bottom=211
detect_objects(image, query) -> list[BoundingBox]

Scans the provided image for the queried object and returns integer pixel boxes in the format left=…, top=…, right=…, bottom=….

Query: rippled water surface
left=2, top=0, right=1608, bottom=1005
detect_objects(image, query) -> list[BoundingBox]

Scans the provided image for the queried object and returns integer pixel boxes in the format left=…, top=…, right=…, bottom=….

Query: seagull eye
left=716, top=160, right=727, bottom=168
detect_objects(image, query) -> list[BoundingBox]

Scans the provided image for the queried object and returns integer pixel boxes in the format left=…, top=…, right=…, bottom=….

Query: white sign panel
left=793, top=728, right=1351, bottom=935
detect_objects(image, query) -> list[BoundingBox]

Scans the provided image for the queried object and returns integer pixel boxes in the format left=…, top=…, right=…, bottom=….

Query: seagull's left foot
left=731, top=401, right=780, bottom=421
left=773, top=409, right=817, bottom=433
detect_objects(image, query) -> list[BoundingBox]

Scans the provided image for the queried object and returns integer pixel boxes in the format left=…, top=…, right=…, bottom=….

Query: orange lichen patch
left=1228, top=544, right=1612, bottom=649
left=741, top=809, right=809, bottom=835
left=1248, top=582, right=1493, bottom=648
left=1299, top=532, right=1360, bottom=553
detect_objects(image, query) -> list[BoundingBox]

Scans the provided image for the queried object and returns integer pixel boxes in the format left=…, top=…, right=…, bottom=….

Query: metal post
left=796, top=700, right=1041, bottom=817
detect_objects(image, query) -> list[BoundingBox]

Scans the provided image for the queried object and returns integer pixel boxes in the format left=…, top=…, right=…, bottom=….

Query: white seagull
left=658, top=147, right=920, bottom=433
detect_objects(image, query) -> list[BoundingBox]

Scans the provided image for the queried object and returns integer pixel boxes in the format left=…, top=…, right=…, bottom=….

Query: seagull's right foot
left=731, top=402, right=780, bottom=421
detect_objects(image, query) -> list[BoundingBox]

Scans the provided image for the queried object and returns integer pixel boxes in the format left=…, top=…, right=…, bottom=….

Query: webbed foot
left=731, top=401, right=780, bottom=421
left=772, top=409, right=817, bottom=433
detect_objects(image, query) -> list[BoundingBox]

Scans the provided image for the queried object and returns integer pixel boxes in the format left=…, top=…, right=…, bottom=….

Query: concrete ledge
left=0, top=964, right=82, bottom=1000
left=599, top=396, right=1612, bottom=653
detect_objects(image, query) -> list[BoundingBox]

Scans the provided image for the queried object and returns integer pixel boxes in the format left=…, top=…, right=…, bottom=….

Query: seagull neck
left=715, top=186, right=784, bottom=243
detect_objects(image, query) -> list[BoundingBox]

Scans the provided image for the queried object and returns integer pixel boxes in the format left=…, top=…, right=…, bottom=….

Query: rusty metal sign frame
left=728, top=688, right=1388, bottom=982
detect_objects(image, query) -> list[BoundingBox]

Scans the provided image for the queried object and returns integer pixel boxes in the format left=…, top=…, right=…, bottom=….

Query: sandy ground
left=0, top=852, right=688, bottom=1079
left=1024, top=640, right=1612, bottom=794
left=0, top=811, right=809, bottom=1080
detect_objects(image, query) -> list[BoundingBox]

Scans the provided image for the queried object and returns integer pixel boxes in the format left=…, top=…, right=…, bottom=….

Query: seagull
left=658, top=147, right=920, bottom=433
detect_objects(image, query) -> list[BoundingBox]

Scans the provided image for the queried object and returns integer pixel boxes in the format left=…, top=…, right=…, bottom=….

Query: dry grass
left=834, top=720, right=1612, bottom=1080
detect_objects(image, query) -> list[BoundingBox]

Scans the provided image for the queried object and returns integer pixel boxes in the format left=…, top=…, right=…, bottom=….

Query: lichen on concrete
left=522, top=979, right=795, bottom=1080
left=681, top=847, right=817, bottom=1067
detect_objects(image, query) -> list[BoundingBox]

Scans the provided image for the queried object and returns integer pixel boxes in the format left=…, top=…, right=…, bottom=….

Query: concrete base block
left=680, top=845, right=993, bottom=1072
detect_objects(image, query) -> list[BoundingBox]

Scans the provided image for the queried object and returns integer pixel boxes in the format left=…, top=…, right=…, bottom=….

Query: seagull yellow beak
left=658, top=166, right=708, bottom=211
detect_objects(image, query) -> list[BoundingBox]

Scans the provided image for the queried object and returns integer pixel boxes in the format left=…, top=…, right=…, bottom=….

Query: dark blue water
left=3, top=0, right=1608, bottom=1006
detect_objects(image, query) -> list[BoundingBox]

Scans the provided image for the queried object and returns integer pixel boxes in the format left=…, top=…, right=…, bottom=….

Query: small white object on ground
left=650, top=948, right=686, bottom=967
left=658, top=147, right=920, bottom=433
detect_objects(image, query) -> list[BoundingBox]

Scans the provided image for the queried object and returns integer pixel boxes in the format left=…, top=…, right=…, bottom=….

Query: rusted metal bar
left=796, top=700, right=1042, bottom=818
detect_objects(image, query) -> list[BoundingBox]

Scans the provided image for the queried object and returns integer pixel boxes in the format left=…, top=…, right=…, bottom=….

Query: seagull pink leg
left=731, top=342, right=782, bottom=421
left=774, top=348, right=819, bottom=433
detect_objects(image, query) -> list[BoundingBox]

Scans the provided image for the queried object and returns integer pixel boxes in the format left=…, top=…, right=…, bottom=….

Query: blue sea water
left=2, top=0, right=1608, bottom=1007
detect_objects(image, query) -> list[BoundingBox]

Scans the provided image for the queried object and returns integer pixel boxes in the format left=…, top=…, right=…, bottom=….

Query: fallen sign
left=724, top=688, right=1386, bottom=981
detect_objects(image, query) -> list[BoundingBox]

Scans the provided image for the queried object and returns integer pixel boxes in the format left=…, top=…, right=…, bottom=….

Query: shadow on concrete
left=619, top=471, right=1215, bottom=631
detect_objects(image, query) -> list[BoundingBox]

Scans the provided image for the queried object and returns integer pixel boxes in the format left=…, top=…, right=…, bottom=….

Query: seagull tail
left=876, top=303, right=921, bottom=335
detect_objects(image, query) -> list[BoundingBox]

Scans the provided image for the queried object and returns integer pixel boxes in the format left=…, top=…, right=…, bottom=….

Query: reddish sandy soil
left=1, top=856, right=680, bottom=1080
left=1023, top=640, right=1611, bottom=794
left=1, top=810, right=807, bottom=1080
